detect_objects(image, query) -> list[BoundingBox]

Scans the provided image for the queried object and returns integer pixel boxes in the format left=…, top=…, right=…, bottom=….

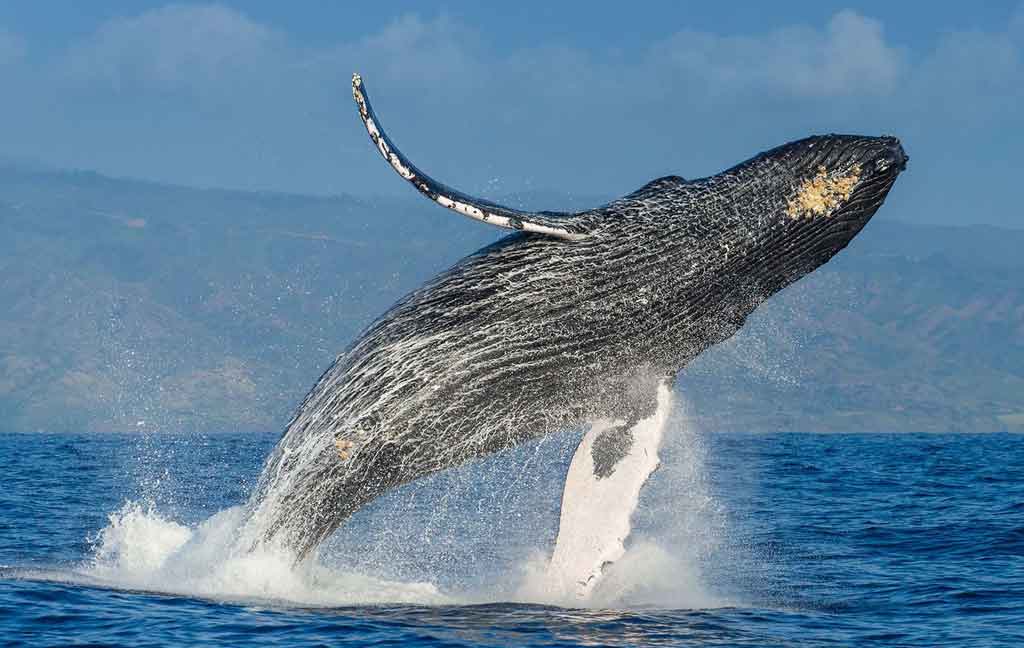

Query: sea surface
left=1, top=424, right=1022, bottom=646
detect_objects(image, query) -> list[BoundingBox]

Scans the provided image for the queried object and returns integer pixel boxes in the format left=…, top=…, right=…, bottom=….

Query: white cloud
left=2, top=3, right=1018, bottom=221
left=13, top=7, right=912, bottom=195
left=57, top=7, right=907, bottom=105
left=819, top=11, right=903, bottom=95
left=350, top=14, right=483, bottom=87
left=909, top=14, right=1023, bottom=124
left=651, top=10, right=902, bottom=100
left=64, top=4, right=281, bottom=92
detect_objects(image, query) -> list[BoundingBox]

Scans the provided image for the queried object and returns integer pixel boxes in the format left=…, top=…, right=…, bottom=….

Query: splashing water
left=85, top=502, right=447, bottom=605
left=78, top=392, right=729, bottom=609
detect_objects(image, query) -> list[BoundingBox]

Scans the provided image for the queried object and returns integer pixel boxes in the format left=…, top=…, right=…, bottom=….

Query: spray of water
left=78, top=391, right=730, bottom=609
left=85, top=503, right=448, bottom=605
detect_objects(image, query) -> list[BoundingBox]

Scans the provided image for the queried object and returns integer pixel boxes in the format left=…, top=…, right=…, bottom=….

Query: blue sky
left=1, top=2, right=1022, bottom=227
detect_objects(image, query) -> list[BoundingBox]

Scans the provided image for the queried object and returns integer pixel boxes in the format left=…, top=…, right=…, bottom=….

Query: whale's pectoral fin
left=543, top=383, right=674, bottom=601
left=352, top=73, right=589, bottom=241
left=590, top=422, right=636, bottom=479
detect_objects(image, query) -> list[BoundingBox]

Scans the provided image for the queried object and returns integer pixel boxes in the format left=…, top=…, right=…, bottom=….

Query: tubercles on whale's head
left=785, top=164, right=862, bottom=220
left=773, top=134, right=908, bottom=227
left=707, top=133, right=908, bottom=293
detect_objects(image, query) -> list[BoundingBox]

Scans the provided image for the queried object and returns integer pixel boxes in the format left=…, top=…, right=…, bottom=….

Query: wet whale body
left=241, top=73, right=908, bottom=564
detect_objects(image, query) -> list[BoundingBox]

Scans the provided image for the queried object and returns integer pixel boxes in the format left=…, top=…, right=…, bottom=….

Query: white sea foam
left=74, top=392, right=729, bottom=609
left=84, top=502, right=448, bottom=606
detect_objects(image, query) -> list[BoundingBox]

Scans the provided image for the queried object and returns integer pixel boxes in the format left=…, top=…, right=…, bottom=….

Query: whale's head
left=768, top=134, right=907, bottom=225
left=631, top=133, right=909, bottom=342
left=714, top=133, right=908, bottom=290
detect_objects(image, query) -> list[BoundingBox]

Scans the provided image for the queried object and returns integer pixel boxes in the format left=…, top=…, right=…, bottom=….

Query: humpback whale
left=240, top=73, right=907, bottom=587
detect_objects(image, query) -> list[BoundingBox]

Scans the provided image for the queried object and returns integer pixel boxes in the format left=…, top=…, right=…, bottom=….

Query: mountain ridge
left=1, top=164, right=1021, bottom=433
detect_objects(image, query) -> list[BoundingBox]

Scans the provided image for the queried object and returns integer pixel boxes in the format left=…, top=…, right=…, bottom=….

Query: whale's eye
left=785, top=165, right=861, bottom=220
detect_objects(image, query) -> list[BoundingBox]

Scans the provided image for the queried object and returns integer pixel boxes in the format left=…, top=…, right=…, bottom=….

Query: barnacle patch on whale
left=335, top=437, right=354, bottom=460
left=786, top=165, right=861, bottom=219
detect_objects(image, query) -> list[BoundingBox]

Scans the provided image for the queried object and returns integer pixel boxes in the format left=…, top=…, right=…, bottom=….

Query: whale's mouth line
left=845, top=165, right=902, bottom=219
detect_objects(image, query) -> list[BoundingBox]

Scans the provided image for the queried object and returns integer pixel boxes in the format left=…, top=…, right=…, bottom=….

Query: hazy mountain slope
left=1, top=165, right=1021, bottom=433
left=682, top=239, right=1024, bottom=432
left=0, top=165, right=497, bottom=432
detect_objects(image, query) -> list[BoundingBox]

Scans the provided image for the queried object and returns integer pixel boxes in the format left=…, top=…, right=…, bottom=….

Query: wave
left=82, top=502, right=448, bottom=606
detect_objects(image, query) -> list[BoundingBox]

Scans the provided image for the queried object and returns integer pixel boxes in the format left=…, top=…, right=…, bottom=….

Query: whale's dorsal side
left=352, top=73, right=588, bottom=241
left=622, top=175, right=688, bottom=198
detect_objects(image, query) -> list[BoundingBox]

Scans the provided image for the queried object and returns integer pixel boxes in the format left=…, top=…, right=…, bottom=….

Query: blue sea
left=1, top=425, right=1022, bottom=646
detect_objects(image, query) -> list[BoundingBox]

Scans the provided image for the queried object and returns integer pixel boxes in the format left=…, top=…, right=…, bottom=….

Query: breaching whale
left=239, top=73, right=907, bottom=593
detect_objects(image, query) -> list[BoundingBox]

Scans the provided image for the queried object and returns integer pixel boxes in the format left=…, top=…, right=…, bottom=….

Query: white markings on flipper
left=351, top=72, right=586, bottom=241
left=543, top=383, right=673, bottom=601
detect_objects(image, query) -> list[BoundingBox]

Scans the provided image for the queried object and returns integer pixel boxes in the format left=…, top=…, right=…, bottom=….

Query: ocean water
left=1, top=422, right=1022, bottom=646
